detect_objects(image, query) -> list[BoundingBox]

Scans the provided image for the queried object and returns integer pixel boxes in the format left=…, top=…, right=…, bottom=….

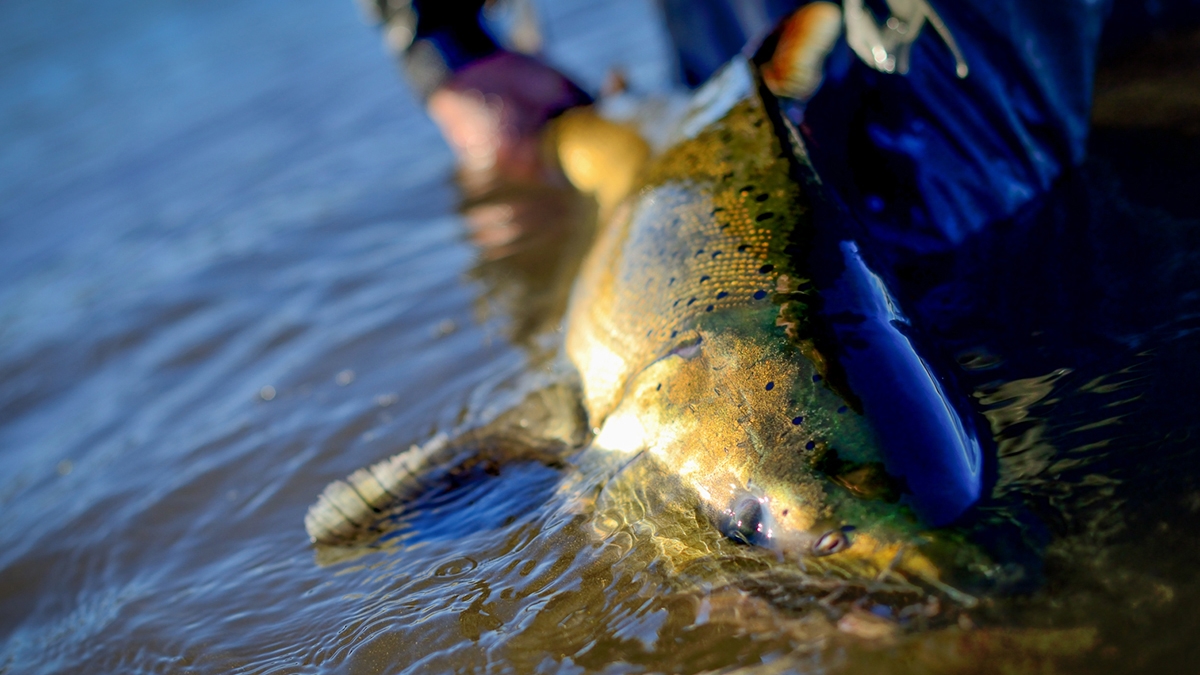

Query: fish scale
left=566, top=94, right=815, bottom=425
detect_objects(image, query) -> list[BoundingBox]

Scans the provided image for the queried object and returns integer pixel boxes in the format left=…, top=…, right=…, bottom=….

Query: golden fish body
left=561, top=61, right=920, bottom=563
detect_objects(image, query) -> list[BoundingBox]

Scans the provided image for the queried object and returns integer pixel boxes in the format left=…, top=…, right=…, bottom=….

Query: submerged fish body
left=563, top=60, right=942, bottom=565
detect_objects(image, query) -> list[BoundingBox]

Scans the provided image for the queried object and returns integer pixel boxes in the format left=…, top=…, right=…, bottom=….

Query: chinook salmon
left=306, top=5, right=982, bottom=587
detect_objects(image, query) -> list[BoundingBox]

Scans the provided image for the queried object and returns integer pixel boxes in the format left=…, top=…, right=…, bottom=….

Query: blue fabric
left=410, top=0, right=498, bottom=71
left=1101, top=0, right=1200, bottom=53
left=818, top=240, right=984, bottom=525
left=799, top=1, right=1112, bottom=254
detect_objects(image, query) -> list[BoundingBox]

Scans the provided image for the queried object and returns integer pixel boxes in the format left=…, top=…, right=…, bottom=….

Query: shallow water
left=3, top=0, right=1200, bottom=673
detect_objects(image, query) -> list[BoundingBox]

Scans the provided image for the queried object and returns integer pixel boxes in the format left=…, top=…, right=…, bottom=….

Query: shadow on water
left=2, top=0, right=1200, bottom=672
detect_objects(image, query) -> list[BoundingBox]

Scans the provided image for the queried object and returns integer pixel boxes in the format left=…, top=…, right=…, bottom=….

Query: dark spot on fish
left=753, top=290, right=767, bottom=300
left=687, top=298, right=696, bottom=306
left=668, top=277, right=675, bottom=286
left=782, top=509, right=789, bottom=517
left=673, top=299, right=680, bottom=307
left=711, top=251, right=722, bottom=259
left=765, top=382, right=775, bottom=391
left=812, top=374, right=822, bottom=382
left=837, top=406, right=848, bottom=414
left=716, top=291, right=728, bottom=299
left=712, top=207, right=725, bottom=214
left=670, top=330, right=678, bottom=338
left=756, top=212, right=774, bottom=222
left=740, top=185, right=755, bottom=195
left=759, top=264, right=774, bottom=274
left=695, top=249, right=704, bottom=257
left=756, top=193, right=769, bottom=202
left=792, top=416, right=804, bottom=425
left=656, top=383, right=662, bottom=391
left=699, top=275, right=710, bottom=283
left=737, top=245, right=748, bottom=252
left=705, top=305, right=714, bottom=312
left=805, top=441, right=816, bottom=450
left=721, top=171, right=734, bottom=180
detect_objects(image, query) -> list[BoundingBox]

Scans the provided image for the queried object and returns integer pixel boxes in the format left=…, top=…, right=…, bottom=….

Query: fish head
left=594, top=309, right=921, bottom=565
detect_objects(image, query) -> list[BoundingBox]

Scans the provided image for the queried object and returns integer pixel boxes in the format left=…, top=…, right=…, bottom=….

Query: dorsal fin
left=761, top=2, right=844, bottom=102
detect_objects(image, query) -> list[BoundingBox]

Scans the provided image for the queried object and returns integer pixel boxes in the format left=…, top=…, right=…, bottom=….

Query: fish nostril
left=812, top=529, right=850, bottom=556
left=722, top=497, right=764, bottom=546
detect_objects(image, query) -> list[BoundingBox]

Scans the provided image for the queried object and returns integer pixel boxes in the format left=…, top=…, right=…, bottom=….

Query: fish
left=305, top=4, right=983, bottom=595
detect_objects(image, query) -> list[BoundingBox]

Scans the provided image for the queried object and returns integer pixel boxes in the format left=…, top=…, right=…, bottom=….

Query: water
left=2, top=0, right=1199, bottom=672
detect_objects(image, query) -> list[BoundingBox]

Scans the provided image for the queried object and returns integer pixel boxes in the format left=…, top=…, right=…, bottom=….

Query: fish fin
left=304, top=433, right=454, bottom=545
left=761, top=2, right=843, bottom=102
left=304, top=383, right=589, bottom=546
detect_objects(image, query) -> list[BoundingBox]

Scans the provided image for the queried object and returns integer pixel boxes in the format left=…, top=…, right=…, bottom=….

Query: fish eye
left=812, top=529, right=851, bottom=556
left=721, top=496, right=764, bottom=546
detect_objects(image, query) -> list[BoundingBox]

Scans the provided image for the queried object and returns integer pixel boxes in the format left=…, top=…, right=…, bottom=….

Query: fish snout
left=718, top=491, right=854, bottom=559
